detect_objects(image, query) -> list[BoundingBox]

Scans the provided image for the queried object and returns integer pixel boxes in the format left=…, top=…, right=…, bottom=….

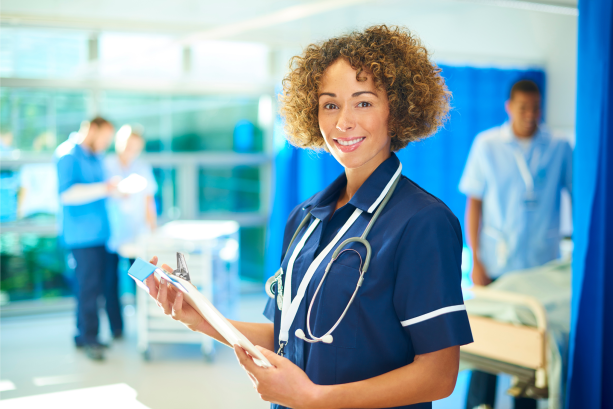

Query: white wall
left=1, top=0, right=577, bottom=132
left=265, top=1, right=578, bottom=133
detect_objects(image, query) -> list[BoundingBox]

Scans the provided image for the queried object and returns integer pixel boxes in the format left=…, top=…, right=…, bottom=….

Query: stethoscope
left=265, top=164, right=402, bottom=355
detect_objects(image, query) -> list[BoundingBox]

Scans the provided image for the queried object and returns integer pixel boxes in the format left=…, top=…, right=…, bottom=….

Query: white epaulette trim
left=400, top=304, right=466, bottom=327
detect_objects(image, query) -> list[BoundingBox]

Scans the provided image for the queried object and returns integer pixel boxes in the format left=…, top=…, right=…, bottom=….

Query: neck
left=336, top=151, right=391, bottom=210
left=80, top=134, right=96, bottom=152
left=511, top=122, right=537, bottom=139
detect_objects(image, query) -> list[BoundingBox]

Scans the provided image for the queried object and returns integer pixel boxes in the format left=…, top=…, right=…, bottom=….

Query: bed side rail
left=461, top=287, right=548, bottom=389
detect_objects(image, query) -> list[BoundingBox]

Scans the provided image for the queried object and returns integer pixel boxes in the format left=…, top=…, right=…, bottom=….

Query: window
left=0, top=28, right=88, bottom=79
left=0, top=88, right=89, bottom=152
left=98, top=33, right=183, bottom=78
left=0, top=28, right=273, bottom=305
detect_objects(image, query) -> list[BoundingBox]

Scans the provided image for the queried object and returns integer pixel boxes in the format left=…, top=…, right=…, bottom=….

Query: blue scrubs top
left=264, top=153, right=473, bottom=409
left=104, top=156, right=158, bottom=253
left=459, top=123, right=573, bottom=278
left=56, top=143, right=110, bottom=249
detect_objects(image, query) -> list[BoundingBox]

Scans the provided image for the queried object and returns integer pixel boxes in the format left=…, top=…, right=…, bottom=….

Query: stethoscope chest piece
left=265, top=268, right=284, bottom=310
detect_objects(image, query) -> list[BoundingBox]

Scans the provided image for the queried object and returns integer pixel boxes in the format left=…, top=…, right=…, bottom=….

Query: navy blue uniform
left=264, top=153, right=473, bottom=409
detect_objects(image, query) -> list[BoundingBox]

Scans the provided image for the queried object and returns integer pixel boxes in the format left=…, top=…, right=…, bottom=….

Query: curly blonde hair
left=279, top=25, right=450, bottom=152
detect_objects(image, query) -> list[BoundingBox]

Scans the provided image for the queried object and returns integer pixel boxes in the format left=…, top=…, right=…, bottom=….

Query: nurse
left=146, top=25, right=473, bottom=408
left=460, top=80, right=573, bottom=409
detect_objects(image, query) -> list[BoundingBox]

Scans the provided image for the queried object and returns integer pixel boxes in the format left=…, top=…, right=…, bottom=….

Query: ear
left=504, top=100, right=511, bottom=116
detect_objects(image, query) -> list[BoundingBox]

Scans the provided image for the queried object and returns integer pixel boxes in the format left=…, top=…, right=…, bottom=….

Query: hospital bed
left=460, top=287, right=549, bottom=400
left=119, top=220, right=240, bottom=361
left=459, top=260, right=571, bottom=408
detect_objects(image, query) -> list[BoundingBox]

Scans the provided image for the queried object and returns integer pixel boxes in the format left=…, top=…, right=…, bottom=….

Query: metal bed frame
left=460, top=287, right=549, bottom=400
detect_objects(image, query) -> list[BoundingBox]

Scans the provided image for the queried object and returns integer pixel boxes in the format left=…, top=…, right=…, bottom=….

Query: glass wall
left=0, top=28, right=88, bottom=79
left=0, top=28, right=273, bottom=305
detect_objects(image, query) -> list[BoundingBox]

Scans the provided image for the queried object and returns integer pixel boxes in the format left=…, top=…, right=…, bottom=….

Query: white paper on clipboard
left=152, top=269, right=273, bottom=368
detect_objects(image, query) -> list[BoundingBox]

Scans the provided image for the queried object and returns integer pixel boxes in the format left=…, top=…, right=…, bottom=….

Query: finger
left=171, top=291, right=183, bottom=319
left=149, top=256, right=158, bottom=265
left=157, top=278, right=172, bottom=314
left=246, top=371, right=257, bottom=387
left=234, top=345, right=261, bottom=374
left=144, top=275, right=159, bottom=298
left=255, top=345, right=282, bottom=368
left=161, top=263, right=174, bottom=273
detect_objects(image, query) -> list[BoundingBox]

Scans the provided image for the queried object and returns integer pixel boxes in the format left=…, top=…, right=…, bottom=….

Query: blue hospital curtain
left=396, top=65, right=545, bottom=225
left=265, top=65, right=545, bottom=277
left=566, top=1, right=613, bottom=408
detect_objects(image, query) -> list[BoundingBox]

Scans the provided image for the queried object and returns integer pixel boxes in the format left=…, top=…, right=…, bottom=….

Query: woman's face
left=119, top=135, right=144, bottom=164
left=318, top=59, right=391, bottom=171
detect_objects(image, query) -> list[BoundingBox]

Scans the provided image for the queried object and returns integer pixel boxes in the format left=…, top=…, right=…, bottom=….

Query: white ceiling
left=0, top=0, right=578, bottom=41
left=0, top=0, right=579, bottom=130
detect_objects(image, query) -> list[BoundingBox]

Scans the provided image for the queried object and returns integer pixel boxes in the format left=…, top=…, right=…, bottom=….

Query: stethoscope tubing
left=270, top=167, right=402, bottom=349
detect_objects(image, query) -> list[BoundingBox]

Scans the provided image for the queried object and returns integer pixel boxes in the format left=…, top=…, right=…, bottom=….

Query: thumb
left=255, top=345, right=283, bottom=367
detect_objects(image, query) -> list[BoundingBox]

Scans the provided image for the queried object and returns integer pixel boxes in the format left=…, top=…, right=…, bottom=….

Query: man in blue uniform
left=460, top=80, right=573, bottom=409
left=56, top=117, right=120, bottom=361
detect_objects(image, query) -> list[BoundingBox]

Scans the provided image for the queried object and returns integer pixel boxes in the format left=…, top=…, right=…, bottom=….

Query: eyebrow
left=318, top=91, right=378, bottom=98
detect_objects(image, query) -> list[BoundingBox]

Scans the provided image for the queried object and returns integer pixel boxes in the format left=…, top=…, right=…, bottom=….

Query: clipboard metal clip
left=171, top=252, right=191, bottom=283
left=277, top=341, right=286, bottom=356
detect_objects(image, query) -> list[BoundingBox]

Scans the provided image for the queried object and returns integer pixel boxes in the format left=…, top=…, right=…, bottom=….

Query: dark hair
left=89, top=116, right=113, bottom=128
left=280, top=24, right=450, bottom=152
left=510, top=80, right=540, bottom=99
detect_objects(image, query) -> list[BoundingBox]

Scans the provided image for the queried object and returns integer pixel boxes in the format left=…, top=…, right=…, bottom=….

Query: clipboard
left=128, top=258, right=272, bottom=368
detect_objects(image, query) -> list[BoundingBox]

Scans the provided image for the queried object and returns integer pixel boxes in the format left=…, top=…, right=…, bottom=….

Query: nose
left=525, top=108, right=540, bottom=121
left=336, top=107, right=355, bottom=132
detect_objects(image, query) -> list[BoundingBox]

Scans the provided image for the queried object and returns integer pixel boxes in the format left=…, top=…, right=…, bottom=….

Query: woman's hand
left=234, top=345, right=321, bottom=409
left=471, top=258, right=491, bottom=286
left=144, top=256, right=207, bottom=333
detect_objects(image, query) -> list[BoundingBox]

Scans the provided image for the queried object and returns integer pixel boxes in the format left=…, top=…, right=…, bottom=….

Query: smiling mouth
left=334, top=137, right=365, bottom=146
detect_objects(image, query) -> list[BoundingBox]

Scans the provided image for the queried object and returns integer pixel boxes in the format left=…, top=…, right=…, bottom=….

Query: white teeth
left=337, top=137, right=364, bottom=146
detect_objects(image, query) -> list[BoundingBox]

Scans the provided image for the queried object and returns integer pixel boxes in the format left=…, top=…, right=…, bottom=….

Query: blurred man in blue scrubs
left=56, top=117, right=119, bottom=361
left=105, top=125, right=157, bottom=294
left=460, top=80, right=573, bottom=409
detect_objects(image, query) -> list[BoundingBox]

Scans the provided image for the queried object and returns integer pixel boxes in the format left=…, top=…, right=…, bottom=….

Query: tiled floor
left=1, top=293, right=475, bottom=409
left=0, top=294, right=271, bottom=409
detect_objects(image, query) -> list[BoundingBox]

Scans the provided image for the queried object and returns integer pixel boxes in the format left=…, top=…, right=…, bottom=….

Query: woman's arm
left=145, top=257, right=275, bottom=351
left=235, top=344, right=459, bottom=409
left=145, top=195, right=157, bottom=231
left=314, top=346, right=459, bottom=407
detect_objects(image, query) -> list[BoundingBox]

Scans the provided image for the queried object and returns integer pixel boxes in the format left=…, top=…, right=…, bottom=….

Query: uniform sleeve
left=263, top=297, right=276, bottom=322
left=562, top=140, right=573, bottom=196
left=56, top=154, right=77, bottom=194
left=393, top=203, right=473, bottom=355
left=146, top=166, right=158, bottom=196
left=138, top=162, right=158, bottom=196
left=459, top=137, right=487, bottom=199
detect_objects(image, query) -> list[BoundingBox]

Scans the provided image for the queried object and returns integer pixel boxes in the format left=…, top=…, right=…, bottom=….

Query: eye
left=357, top=101, right=372, bottom=108
left=323, top=103, right=338, bottom=110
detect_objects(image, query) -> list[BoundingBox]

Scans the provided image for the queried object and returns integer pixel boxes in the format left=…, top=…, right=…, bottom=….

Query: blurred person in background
left=55, top=117, right=120, bottom=361
left=459, top=80, right=573, bottom=409
left=0, top=130, right=14, bottom=153
left=104, top=124, right=157, bottom=299
left=18, top=132, right=59, bottom=219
